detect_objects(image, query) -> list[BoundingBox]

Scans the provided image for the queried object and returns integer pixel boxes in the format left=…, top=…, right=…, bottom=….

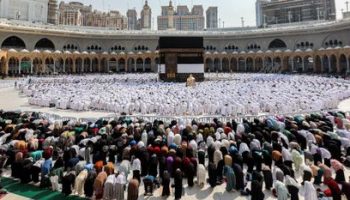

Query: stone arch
left=303, top=55, right=313, bottom=73
left=144, top=57, right=152, bottom=72
left=91, top=58, right=98, bottom=72
left=213, top=58, right=220, bottom=72
left=32, top=57, right=42, bottom=75
left=322, top=34, right=344, bottom=48
left=238, top=57, right=245, bottom=72
left=8, top=57, right=19, bottom=76
left=136, top=58, right=143, bottom=72
left=329, top=54, right=337, bottom=73
left=246, top=57, right=253, bottom=72
left=118, top=58, right=126, bottom=72
left=63, top=42, right=80, bottom=51
left=65, top=58, right=74, bottom=73
left=83, top=57, right=91, bottom=73
left=75, top=57, right=83, bottom=73
left=222, top=57, right=229, bottom=72
left=0, top=57, right=6, bottom=75
left=282, top=56, right=292, bottom=72
left=34, top=38, right=55, bottom=50
left=20, top=57, right=31, bottom=74
left=55, top=58, right=64, bottom=73
left=45, top=57, right=54, bottom=74
left=322, top=55, right=329, bottom=73
left=268, top=39, right=287, bottom=50
left=1, top=36, right=26, bottom=49
left=205, top=58, right=213, bottom=72
left=100, top=58, right=108, bottom=73
left=339, top=54, right=347, bottom=74
left=255, top=57, right=263, bottom=72
left=86, top=43, right=102, bottom=52
left=274, top=57, right=282, bottom=72
left=108, top=57, right=117, bottom=72
left=127, top=58, right=135, bottom=72
left=264, top=57, right=273, bottom=72
left=293, top=56, right=303, bottom=73
left=314, top=55, right=322, bottom=73
left=230, top=57, right=237, bottom=72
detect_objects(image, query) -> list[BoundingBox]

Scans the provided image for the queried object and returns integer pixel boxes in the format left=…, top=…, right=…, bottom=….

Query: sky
left=63, top=0, right=349, bottom=29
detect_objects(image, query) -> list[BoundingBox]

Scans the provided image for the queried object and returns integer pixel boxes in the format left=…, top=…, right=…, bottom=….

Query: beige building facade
left=157, top=1, right=205, bottom=31
left=58, top=2, right=127, bottom=29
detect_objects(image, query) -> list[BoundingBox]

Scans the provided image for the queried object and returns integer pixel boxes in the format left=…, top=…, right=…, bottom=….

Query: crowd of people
left=1, top=109, right=350, bottom=199
left=18, top=73, right=350, bottom=116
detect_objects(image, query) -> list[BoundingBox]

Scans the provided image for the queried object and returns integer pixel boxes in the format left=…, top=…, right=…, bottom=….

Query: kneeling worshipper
left=127, top=178, right=139, bottom=200
left=273, top=174, right=290, bottom=200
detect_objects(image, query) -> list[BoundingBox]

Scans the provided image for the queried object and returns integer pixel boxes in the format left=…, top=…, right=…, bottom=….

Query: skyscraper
left=157, top=1, right=204, bottom=31
left=127, top=9, right=137, bottom=30
left=256, top=0, right=336, bottom=27
left=47, top=0, right=58, bottom=24
left=141, top=0, right=152, bottom=29
left=206, top=7, right=218, bottom=29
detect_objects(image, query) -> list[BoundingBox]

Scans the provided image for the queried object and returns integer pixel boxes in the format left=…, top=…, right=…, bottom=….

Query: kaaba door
left=165, top=53, right=177, bottom=78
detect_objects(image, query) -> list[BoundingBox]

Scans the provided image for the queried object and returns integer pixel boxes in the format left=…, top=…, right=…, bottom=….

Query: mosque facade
left=0, top=19, right=350, bottom=76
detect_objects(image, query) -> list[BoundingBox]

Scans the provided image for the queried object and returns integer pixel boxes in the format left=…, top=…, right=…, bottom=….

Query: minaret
left=168, top=0, right=174, bottom=29
left=48, top=0, right=58, bottom=24
left=141, top=0, right=152, bottom=29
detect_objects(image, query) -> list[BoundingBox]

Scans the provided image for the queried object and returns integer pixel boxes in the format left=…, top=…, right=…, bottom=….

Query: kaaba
left=158, top=37, right=204, bottom=82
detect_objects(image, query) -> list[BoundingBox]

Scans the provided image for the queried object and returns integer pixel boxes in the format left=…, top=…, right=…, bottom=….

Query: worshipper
left=161, top=170, right=171, bottom=197
left=84, top=169, right=97, bottom=198
left=247, top=171, right=265, bottom=200
left=341, top=176, right=350, bottom=200
left=115, top=172, right=127, bottom=200
left=273, top=174, right=290, bottom=200
left=127, top=179, right=139, bottom=200
left=74, top=169, right=88, bottom=196
left=20, top=156, right=33, bottom=183
left=94, top=171, right=107, bottom=200
left=61, top=169, right=76, bottom=196
left=103, top=174, right=117, bottom=200
left=285, top=175, right=299, bottom=200
left=131, top=157, right=141, bottom=183
left=323, top=177, right=342, bottom=200
left=184, top=157, right=195, bottom=187
left=262, top=164, right=273, bottom=190
left=197, top=164, right=206, bottom=187
left=11, top=152, right=23, bottom=179
left=223, top=164, right=236, bottom=192
left=143, top=175, right=156, bottom=196
left=301, top=180, right=318, bottom=200
left=331, top=159, right=345, bottom=183
left=40, top=155, right=53, bottom=188
left=208, top=162, right=217, bottom=188
left=174, top=169, right=183, bottom=200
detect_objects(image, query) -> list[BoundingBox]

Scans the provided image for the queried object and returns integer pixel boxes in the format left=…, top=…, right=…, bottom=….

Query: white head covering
left=132, top=158, right=141, bottom=171
left=302, top=181, right=318, bottom=200
left=116, top=172, right=126, bottom=184
left=238, top=142, right=250, bottom=155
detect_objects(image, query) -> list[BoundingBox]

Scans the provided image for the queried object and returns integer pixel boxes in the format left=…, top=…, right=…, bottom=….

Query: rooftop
left=0, top=18, right=348, bottom=37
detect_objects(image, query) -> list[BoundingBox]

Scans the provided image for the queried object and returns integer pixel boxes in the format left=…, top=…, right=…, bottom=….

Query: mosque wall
left=1, top=20, right=350, bottom=75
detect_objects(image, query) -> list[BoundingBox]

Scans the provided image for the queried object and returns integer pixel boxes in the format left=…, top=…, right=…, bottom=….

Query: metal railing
left=7, top=108, right=343, bottom=125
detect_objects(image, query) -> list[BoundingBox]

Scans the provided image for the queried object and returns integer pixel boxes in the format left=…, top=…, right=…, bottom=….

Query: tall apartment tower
left=256, top=0, right=336, bottom=27
left=47, top=0, right=58, bottom=24
left=141, top=0, right=152, bottom=29
left=127, top=9, right=138, bottom=30
left=206, top=7, right=218, bottom=29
